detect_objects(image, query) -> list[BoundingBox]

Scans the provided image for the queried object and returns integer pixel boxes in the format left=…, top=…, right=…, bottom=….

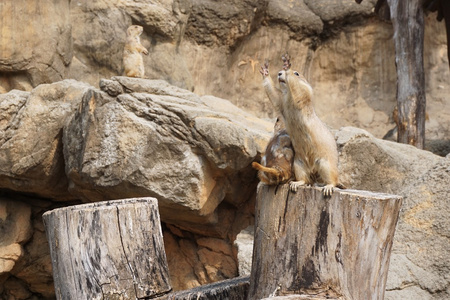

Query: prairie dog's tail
left=336, top=183, right=347, bottom=189
left=252, top=162, right=282, bottom=176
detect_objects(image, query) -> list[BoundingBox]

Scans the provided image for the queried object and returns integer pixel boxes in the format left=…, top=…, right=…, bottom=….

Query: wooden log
left=168, top=276, right=250, bottom=300
left=387, top=0, right=426, bottom=149
left=248, top=185, right=402, bottom=300
left=43, top=198, right=171, bottom=300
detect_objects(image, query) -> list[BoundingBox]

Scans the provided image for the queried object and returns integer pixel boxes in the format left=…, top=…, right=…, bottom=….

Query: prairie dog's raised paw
left=260, top=60, right=270, bottom=77
left=281, top=53, right=291, bottom=70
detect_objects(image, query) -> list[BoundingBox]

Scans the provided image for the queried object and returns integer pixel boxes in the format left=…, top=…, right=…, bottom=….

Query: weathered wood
left=248, top=185, right=402, bottom=300
left=168, top=276, right=250, bottom=300
left=387, top=0, right=426, bottom=149
left=43, top=198, right=171, bottom=300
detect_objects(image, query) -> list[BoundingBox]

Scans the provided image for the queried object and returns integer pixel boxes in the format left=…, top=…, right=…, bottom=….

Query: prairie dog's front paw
left=322, top=184, right=334, bottom=197
left=289, top=180, right=306, bottom=192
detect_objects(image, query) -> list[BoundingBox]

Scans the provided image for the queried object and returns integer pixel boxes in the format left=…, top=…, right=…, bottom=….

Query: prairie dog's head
left=277, top=69, right=313, bottom=96
left=127, top=25, right=144, bottom=37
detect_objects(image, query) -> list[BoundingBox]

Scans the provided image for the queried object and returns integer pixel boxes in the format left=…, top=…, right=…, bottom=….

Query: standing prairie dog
left=252, top=117, right=294, bottom=185
left=123, top=25, right=148, bottom=78
left=261, top=54, right=342, bottom=196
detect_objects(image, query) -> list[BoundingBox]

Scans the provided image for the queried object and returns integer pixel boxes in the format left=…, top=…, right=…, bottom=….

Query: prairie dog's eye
left=293, top=71, right=300, bottom=76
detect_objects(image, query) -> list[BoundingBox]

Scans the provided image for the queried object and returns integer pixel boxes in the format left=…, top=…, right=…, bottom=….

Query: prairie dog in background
left=261, top=54, right=343, bottom=196
left=252, top=117, right=294, bottom=185
left=123, top=25, right=148, bottom=78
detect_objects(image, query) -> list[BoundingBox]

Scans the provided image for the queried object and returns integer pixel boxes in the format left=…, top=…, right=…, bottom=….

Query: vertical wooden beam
left=387, top=0, right=426, bottom=148
left=43, top=198, right=172, bottom=300
left=248, top=185, right=402, bottom=300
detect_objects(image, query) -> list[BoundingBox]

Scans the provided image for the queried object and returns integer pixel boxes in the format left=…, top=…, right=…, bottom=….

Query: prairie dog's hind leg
left=289, top=158, right=308, bottom=192
left=316, top=158, right=338, bottom=197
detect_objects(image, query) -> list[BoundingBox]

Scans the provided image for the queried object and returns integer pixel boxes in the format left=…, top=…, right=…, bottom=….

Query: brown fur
left=260, top=54, right=343, bottom=196
left=123, top=25, right=148, bottom=78
left=252, top=117, right=294, bottom=185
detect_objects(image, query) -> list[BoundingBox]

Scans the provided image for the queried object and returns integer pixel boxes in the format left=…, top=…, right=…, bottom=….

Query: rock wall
left=0, top=1, right=448, bottom=141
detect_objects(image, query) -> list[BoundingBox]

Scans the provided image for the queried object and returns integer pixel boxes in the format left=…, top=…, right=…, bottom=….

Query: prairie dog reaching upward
left=123, top=25, right=148, bottom=78
left=252, top=117, right=294, bottom=185
left=261, top=54, right=341, bottom=196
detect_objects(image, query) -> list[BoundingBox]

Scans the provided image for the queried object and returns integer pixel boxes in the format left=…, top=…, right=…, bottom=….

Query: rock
left=0, top=198, right=35, bottom=298
left=0, top=0, right=72, bottom=88
left=99, top=78, right=124, bottom=96
left=197, top=247, right=237, bottom=282
left=304, top=0, right=376, bottom=23
left=186, top=0, right=265, bottom=47
left=63, top=77, right=271, bottom=225
left=0, top=199, right=32, bottom=275
left=163, top=226, right=240, bottom=291
left=266, top=0, right=323, bottom=37
left=0, top=244, right=22, bottom=274
left=0, top=80, right=91, bottom=200
left=234, top=226, right=254, bottom=277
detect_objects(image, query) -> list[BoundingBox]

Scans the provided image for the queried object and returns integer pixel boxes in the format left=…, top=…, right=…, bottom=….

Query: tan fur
left=252, top=117, right=294, bottom=185
left=123, top=25, right=148, bottom=78
left=261, top=55, right=342, bottom=196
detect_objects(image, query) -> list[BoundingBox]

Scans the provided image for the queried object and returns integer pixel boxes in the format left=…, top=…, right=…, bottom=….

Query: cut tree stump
left=43, top=198, right=171, bottom=300
left=248, top=185, right=402, bottom=300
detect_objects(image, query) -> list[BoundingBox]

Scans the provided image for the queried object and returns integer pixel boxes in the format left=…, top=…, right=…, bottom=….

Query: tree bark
left=43, top=198, right=172, bottom=300
left=248, top=185, right=402, bottom=300
left=387, top=0, right=426, bottom=149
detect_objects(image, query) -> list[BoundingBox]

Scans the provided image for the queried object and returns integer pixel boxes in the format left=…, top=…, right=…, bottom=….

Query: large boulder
left=0, top=80, right=91, bottom=200
left=63, top=76, right=270, bottom=225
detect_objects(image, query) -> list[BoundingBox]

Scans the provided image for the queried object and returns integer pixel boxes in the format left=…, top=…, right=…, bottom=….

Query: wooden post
left=169, top=276, right=250, bottom=300
left=43, top=198, right=172, bottom=300
left=248, top=185, right=402, bottom=300
left=387, top=0, right=426, bottom=149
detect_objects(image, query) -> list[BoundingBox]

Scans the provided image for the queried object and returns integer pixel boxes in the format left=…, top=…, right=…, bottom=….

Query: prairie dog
left=123, top=25, right=148, bottom=78
left=261, top=54, right=341, bottom=196
left=252, top=117, right=294, bottom=185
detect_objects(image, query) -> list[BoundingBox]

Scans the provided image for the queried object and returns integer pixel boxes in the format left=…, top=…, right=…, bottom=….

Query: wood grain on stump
left=248, top=185, right=402, bottom=300
left=43, top=198, right=171, bottom=300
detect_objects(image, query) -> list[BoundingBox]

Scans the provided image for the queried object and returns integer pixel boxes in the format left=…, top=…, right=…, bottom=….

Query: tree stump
left=43, top=198, right=171, bottom=300
left=248, top=185, right=402, bottom=300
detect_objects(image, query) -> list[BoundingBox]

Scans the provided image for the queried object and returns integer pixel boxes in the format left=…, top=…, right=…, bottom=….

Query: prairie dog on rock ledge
left=123, top=25, right=148, bottom=78
left=252, top=117, right=294, bottom=185
left=260, top=54, right=342, bottom=196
